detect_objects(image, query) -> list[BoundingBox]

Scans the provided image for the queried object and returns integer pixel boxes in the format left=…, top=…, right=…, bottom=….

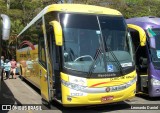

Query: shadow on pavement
left=21, top=76, right=41, bottom=95
left=13, top=76, right=132, bottom=112
left=51, top=101, right=131, bottom=113
left=0, top=80, right=22, bottom=113
left=136, top=94, right=160, bottom=101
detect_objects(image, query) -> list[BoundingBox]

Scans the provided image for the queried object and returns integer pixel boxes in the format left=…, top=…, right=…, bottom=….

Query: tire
left=19, top=67, right=24, bottom=81
left=42, top=98, right=54, bottom=109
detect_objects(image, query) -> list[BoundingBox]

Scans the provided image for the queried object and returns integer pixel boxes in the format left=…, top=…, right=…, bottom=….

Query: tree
left=1, top=0, right=160, bottom=58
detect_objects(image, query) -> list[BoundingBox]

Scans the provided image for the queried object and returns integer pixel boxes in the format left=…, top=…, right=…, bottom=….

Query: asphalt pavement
left=0, top=75, right=160, bottom=113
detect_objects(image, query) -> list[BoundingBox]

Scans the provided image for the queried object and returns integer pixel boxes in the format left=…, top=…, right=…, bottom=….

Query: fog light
left=156, top=89, right=160, bottom=93
left=67, top=96, right=72, bottom=101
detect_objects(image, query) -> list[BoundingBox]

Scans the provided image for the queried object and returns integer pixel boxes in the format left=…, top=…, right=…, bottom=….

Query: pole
left=7, top=0, right=10, bottom=10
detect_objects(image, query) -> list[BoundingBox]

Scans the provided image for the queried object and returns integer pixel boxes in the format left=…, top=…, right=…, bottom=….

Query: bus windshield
left=147, top=28, right=160, bottom=68
left=60, top=13, right=134, bottom=74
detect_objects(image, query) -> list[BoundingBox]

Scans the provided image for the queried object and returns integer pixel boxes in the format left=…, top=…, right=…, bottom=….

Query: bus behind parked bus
left=0, top=14, right=11, bottom=90
left=127, top=16, right=160, bottom=97
left=17, top=4, right=137, bottom=107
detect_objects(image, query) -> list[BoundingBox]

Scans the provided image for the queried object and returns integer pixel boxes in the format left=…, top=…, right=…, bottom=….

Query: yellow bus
left=16, top=4, right=137, bottom=107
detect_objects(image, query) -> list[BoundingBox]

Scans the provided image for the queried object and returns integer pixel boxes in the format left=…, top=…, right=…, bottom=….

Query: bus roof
left=126, top=16, right=160, bottom=30
left=18, top=4, right=122, bottom=37
left=47, top=4, right=121, bottom=15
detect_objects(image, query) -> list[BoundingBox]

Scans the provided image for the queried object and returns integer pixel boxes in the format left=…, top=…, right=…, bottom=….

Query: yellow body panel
left=17, top=44, right=50, bottom=101
left=61, top=71, right=136, bottom=106
left=16, top=45, right=40, bottom=88
left=127, top=24, right=146, bottom=46
left=47, top=4, right=121, bottom=15
left=16, top=4, right=136, bottom=107
left=49, top=21, right=63, bottom=46
left=39, top=64, right=49, bottom=101
left=16, top=39, right=137, bottom=107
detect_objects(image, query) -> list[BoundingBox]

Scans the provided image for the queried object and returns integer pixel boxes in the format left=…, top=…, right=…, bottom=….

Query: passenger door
left=47, top=25, right=61, bottom=99
left=38, top=19, right=50, bottom=102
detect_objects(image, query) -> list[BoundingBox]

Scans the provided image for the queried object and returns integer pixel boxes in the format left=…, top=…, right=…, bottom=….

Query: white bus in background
left=0, top=14, right=11, bottom=91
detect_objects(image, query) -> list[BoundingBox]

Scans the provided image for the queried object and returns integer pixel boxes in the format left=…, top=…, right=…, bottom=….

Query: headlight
left=127, top=75, right=137, bottom=86
left=61, top=79, right=86, bottom=91
left=151, top=78, right=160, bottom=86
left=70, top=83, right=86, bottom=91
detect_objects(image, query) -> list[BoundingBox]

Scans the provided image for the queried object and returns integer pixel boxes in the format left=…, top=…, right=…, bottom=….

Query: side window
left=47, top=25, right=60, bottom=70
left=38, top=24, right=46, bottom=68
left=45, top=12, right=60, bottom=70
left=47, top=26, right=55, bottom=61
left=39, top=38, right=46, bottom=65
left=17, top=18, right=39, bottom=61
left=129, top=28, right=147, bottom=69
left=129, top=28, right=140, bottom=50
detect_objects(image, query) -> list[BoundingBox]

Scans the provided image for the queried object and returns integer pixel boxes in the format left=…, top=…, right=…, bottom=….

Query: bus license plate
left=101, top=96, right=114, bottom=102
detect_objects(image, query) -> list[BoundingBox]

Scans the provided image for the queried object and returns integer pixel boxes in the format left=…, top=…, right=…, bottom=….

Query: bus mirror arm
left=49, top=21, right=63, bottom=46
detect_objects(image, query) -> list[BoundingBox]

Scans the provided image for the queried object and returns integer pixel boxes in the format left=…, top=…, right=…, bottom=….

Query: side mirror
left=49, top=21, right=63, bottom=46
left=1, top=14, right=11, bottom=40
left=127, top=24, right=146, bottom=46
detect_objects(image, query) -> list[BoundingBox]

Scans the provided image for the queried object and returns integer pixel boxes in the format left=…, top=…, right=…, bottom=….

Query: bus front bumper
left=149, top=85, right=160, bottom=97
left=62, top=83, right=136, bottom=107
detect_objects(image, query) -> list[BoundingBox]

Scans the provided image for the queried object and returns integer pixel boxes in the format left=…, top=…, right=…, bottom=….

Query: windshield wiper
left=87, top=46, right=125, bottom=78
left=87, top=48, right=103, bottom=78
left=107, top=47, right=124, bottom=75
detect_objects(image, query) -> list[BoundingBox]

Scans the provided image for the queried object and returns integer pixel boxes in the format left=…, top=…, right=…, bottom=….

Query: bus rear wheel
left=19, top=67, right=24, bottom=81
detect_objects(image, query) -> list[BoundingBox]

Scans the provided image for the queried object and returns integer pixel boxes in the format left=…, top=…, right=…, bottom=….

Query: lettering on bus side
left=110, top=76, right=125, bottom=81
left=110, top=75, right=134, bottom=81
left=70, top=93, right=83, bottom=96
left=98, top=73, right=116, bottom=77
left=126, top=75, right=134, bottom=79
left=20, top=54, right=27, bottom=58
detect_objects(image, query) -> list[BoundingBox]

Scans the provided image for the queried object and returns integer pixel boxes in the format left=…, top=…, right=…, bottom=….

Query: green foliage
left=7, top=9, right=23, bottom=19
left=11, top=19, right=24, bottom=35
left=0, top=0, right=7, bottom=14
left=10, top=0, right=23, bottom=9
left=116, top=0, right=160, bottom=18
left=1, top=0, right=160, bottom=57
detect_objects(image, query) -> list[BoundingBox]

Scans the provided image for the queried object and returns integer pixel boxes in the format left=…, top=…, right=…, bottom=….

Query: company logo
left=1, top=105, right=42, bottom=110
left=105, top=87, right=110, bottom=92
left=2, top=105, right=12, bottom=110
